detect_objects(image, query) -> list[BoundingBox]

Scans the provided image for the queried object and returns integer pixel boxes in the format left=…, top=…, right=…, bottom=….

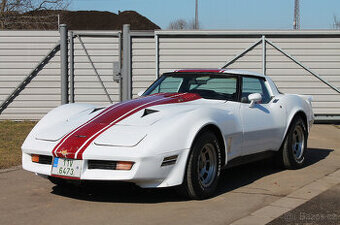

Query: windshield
left=143, top=73, right=238, bottom=101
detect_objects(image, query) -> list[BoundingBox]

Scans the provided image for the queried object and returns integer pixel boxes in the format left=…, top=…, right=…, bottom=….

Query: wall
left=0, top=31, right=60, bottom=120
left=1, top=30, right=340, bottom=120
left=152, top=30, right=340, bottom=116
left=0, top=31, right=121, bottom=120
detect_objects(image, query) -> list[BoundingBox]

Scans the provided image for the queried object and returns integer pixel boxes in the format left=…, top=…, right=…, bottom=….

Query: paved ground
left=268, top=183, right=340, bottom=225
left=0, top=125, right=339, bottom=225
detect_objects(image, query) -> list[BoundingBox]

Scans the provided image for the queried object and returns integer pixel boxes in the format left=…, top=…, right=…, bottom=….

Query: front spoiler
left=22, top=148, right=190, bottom=188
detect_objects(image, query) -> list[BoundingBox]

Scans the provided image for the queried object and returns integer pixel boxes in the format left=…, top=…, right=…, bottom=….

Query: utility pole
left=293, top=0, right=300, bottom=30
left=194, top=0, right=198, bottom=30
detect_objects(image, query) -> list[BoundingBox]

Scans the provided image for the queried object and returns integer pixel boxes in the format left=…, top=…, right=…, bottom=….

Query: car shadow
left=214, top=148, right=333, bottom=196
left=51, top=148, right=333, bottom=203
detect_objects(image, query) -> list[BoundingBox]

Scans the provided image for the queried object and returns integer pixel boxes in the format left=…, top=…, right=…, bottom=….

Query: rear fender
left=281, top=95, right=314, bottom=144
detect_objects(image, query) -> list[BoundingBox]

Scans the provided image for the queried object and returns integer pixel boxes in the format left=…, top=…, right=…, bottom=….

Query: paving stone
left=270, top=197, right=306, bottom=209
left=251, top=205, right=291, bottom=219
left=231, top=215, right=273, bottom=225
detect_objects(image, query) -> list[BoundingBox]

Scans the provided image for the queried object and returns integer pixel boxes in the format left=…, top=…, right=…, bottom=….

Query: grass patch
left=0, top=120, right=37, bottom=169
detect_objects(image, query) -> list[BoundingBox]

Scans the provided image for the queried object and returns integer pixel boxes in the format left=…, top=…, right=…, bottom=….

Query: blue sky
left=70, top=0, right=340, bottom=29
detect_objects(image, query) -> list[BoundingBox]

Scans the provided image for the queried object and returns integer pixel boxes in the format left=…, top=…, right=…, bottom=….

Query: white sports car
left=22, top=69, right=314, bottom=199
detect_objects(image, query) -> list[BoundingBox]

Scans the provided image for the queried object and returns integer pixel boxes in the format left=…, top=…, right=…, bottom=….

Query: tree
left=167, top=18, right=200, bottom=30
left=0, top=0, right=70, bottom=29
left=187, top=18, right=199, bottom=30
left=168, top=19, right=188, bottom=30
left=333, top=16, right=340, bottom=29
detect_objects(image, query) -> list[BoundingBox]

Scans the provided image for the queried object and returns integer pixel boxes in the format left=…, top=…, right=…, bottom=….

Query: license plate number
left=51, top=158, right=82, bottom=178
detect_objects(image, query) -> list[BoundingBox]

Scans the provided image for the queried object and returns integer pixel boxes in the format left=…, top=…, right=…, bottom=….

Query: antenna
left=293, top=0, right=300, bottom=30
left=194, top=0, right=198, bottom=30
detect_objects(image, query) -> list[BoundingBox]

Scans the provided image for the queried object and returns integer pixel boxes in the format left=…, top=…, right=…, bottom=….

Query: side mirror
left=137, top=90, right=146, bottom=97
left=248, top=93, right=262, bottom=108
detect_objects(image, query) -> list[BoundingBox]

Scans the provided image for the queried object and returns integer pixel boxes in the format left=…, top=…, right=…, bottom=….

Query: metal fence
left=0, top=26, right=340, bottom=121
left=153, top=30, right=340, bottom=120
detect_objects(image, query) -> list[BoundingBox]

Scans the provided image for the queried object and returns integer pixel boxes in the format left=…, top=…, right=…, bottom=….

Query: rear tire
left=276, top=116, right=307, bottom=169
left=180, top=131, right=222, bottom=199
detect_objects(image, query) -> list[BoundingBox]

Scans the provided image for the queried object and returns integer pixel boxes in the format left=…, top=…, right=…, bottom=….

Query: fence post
left=262, top=35, right=266, bottom=76
left=122, top=24, right=131, bottom=101
left=69, top=31, right=75, bottom=103
left=59, top=24, right=69, bottom=104
left=155, top=33, right=159, bottom=78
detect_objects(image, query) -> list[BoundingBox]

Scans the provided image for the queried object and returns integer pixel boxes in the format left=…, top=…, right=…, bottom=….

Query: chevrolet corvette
left=22, top=69, right=314, bottom=199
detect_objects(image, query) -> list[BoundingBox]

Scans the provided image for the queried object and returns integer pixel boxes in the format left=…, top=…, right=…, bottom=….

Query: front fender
left=143, top=107, right=241, bottom=187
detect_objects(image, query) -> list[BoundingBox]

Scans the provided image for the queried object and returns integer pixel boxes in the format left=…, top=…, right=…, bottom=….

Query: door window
left=241, top=77, right=271, bottom=104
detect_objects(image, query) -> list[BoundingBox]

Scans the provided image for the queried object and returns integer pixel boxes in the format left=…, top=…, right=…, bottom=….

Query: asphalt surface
left=268, top=183, right=340, bottom=225
left=0, top=125, right=339, bottom=225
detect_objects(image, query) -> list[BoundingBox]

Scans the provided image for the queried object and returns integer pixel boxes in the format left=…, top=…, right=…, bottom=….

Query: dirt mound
left=6, top=10, right=160, bottom=30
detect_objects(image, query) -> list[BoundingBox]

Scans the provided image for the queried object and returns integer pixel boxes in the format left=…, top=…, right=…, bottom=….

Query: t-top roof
left=173, top=69, right=265, bottom=78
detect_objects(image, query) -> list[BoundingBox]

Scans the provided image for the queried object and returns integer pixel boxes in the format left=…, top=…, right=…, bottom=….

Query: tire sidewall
left=284, top=117, right=307, bottom=168
left=186, top=132, right=222, bottom=199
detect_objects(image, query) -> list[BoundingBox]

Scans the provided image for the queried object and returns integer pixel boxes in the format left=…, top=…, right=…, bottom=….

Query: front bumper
left=22, top=148, right=189, bottom=188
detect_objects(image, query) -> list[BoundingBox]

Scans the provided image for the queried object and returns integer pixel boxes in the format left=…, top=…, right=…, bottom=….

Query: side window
left=241, top=77, right=271, bottom=104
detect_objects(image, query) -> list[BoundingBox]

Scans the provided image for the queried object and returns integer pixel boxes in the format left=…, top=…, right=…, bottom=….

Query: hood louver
left=142, top=108, right=158, bottom=117
left=90, top=107, right=105, bottom=114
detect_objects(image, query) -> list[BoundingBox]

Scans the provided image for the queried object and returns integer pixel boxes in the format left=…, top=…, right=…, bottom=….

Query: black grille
left=161, top=155, right=178, bottom=167
left=88, top=160, right=117, bottom=170
left=37, top=155, right=52, bottom=165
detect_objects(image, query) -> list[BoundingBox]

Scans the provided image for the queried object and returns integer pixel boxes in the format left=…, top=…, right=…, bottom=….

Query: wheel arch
left=294, top=111, right=308, bottom=130
left=281, top=110, right=308, bottom=149
left=189, top=123, right=226, bottom=167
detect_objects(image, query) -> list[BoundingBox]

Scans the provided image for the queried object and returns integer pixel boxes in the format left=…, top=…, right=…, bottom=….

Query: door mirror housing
left=248, top=93, right=262, bottom=108
left=137, top=90, right=146, bottom=97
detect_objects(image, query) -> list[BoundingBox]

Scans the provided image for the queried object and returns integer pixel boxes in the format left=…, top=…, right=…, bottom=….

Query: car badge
left=60, top=149, right=69, bottom=157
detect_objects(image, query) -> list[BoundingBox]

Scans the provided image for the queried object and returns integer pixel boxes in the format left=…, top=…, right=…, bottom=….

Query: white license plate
left=51, top=158, right=82, bottom=178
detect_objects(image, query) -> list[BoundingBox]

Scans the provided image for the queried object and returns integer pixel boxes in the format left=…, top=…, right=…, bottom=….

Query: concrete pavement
left=0, top=125, right=339, bottom=225
left=268, top=183, right=340, bottom=225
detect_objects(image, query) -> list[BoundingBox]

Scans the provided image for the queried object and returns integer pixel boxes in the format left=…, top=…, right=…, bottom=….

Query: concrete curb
left=230, top=169, right=340, bottom=225
left=0, top=165, right=22, bottom=174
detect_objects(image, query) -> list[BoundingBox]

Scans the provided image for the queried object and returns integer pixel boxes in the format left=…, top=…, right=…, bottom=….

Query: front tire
left=181, top=131, right=222, bottom=199
left=277, top=116, right=307, bottom=169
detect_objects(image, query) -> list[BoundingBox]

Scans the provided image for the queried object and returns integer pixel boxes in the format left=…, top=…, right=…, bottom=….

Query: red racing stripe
left=52, top=93, right=201, bottom=160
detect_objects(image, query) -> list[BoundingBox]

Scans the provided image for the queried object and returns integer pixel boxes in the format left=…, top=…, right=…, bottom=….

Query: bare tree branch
left=168, top=19, right=187, bottom=30
left=0, top=0, right=69, bottom=29
left=167, top=18, right=200, bottom=30
left=334, top=15, right=340, bottom=29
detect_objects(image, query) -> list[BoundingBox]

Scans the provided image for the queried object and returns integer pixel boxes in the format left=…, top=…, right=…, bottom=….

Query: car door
left=240, top=76, right=286, bottom=155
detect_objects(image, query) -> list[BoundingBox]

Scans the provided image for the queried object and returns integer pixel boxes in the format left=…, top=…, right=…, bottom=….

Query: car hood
left=116, top=97, right=225, bottom=127
left=34, top=93, right=225, bottom=153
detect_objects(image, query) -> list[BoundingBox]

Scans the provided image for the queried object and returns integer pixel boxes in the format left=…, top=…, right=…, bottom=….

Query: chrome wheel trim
left=197, top=143, right=217, bottom=188
left=292, top=125, right=305, bottom=162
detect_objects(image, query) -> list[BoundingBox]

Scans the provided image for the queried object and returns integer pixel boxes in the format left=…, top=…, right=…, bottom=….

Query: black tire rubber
left=180, top=131, right=222, bottom=200
left=276, top=116, right=307, bottom=169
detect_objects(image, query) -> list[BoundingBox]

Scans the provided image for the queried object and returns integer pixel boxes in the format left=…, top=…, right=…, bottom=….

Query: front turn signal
left=31, top=154, right=39, bottom=163
left=116, top=161, right=134, bottom=170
